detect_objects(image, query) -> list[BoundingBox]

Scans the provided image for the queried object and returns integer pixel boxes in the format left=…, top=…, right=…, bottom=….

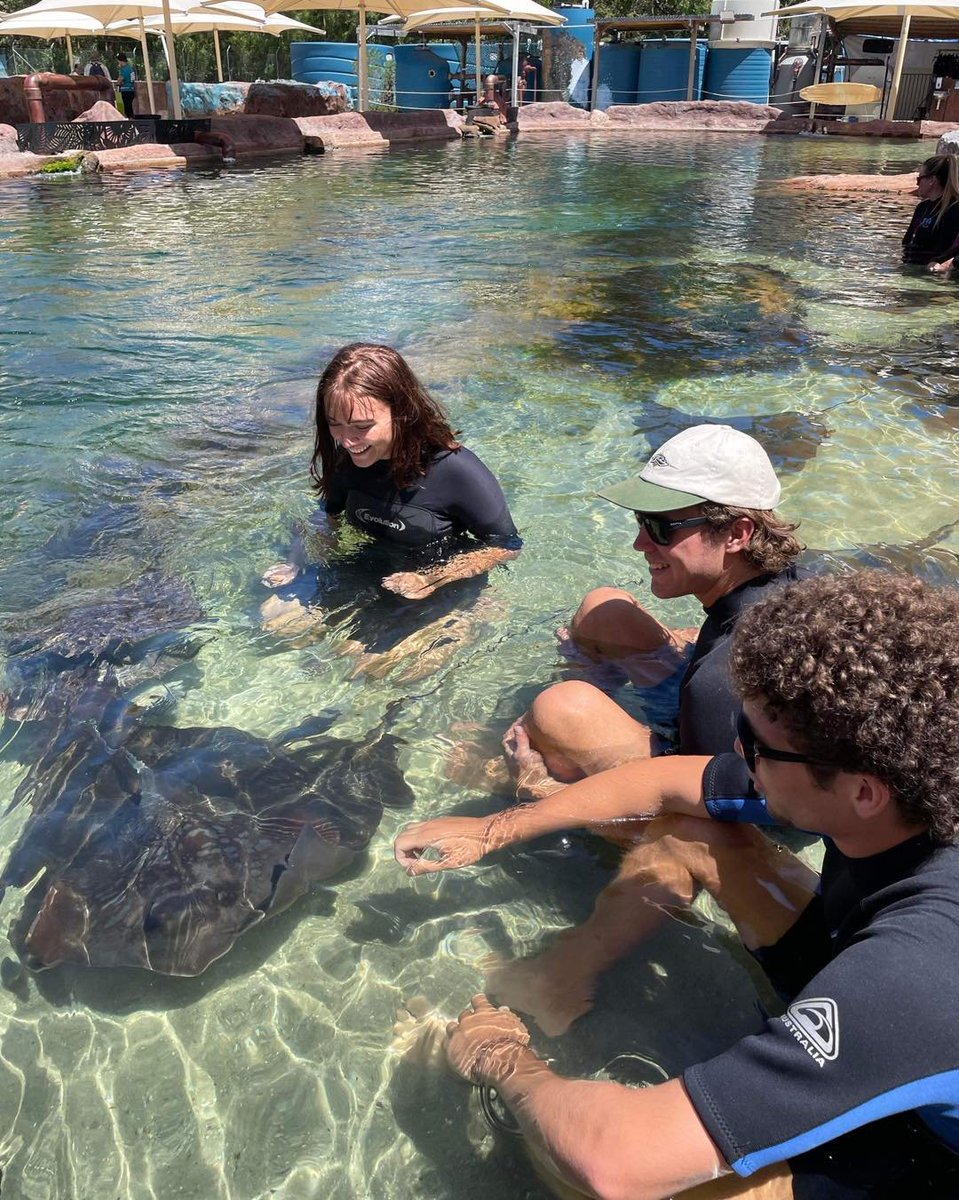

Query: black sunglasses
left=633, top=512, right=711, bottom=547
left=736, top=709, right=837, bottom=774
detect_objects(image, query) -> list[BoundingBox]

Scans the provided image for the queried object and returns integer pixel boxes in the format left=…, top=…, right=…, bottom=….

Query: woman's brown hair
left=309, top=343, right=460, bottom=498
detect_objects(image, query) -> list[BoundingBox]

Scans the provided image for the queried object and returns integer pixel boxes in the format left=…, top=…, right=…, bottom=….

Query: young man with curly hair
left=404, top=571, right=959, bottom=1199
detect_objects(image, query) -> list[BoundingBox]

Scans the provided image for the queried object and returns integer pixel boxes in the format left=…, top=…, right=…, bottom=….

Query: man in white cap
left=510, top=422, right=803, bottom=786
left=395, top=424, right=803, bottom=1034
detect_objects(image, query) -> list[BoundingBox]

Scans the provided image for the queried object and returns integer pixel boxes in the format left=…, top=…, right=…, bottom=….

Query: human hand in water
left=502, top=721, right=566, bottom=800
left=381, top=571, right=435, bottom=599
left=930, top=258, right=955, bottom=274
left=394, top=815, right=495, bottom=874
left=261, top=562, right=299, bottom=588
left=446, top=994, right=536, bottom=1086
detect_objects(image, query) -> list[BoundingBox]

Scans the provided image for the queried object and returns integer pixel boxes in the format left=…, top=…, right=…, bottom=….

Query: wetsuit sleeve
left=683, top=893, right=959, bottom=1176
left=702, top=752, right=777, bottom=826
left=440, top=448, right=521, bottom=545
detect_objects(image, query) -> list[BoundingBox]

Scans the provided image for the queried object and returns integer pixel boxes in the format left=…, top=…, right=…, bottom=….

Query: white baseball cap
left=598, top=424, right=782, bottom=513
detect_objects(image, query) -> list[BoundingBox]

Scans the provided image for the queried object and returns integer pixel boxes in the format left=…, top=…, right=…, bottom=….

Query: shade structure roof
left=256, top=0, right=520, bottom=18
left=196, top=0, right=324, bottom=29
left=109, top=6, right=324, bottom=33
left=0, top=6, right=131, bottom=35
left=27, top=0, right=203, bottom=21
left=767, top=0, right=959, bottom=38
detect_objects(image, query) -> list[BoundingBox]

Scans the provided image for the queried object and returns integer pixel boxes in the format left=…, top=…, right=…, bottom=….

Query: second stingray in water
left=1, top=699, right=413, bottom=977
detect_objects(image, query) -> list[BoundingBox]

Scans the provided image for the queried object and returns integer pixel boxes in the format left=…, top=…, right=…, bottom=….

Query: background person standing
left=116, top=52, right=136, bottom=118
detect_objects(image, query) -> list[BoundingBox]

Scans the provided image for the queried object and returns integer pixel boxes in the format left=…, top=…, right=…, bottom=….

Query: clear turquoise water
left=1, top=132, right=959, bottom=1199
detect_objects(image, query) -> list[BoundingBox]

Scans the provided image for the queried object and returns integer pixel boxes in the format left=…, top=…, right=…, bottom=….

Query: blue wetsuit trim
left=704, top=795, right=777, bottom=826
left=730, top=1070, right=959, bottom=1175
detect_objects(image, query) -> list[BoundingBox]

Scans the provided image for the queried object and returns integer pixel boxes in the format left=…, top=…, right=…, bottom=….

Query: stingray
left=1, top=700, right=412, bottom=976
left=633, top=399, right=829, bottom=479
left=1, top=570, right=208, bottom=733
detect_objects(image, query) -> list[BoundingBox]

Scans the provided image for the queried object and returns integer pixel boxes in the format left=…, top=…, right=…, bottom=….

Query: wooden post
left=886, top=11, right=911, bottom=121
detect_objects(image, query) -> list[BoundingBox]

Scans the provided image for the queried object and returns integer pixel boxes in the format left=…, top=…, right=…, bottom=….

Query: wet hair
left=919, top=154, right=959, bottom=226
left=730, top=569, right=959, bottom=841
left=309, top=343, right=460, bottom=498
left=699, top=502, right=803, bottom=574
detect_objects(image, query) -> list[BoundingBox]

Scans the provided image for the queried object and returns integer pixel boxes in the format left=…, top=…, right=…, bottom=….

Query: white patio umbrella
left=767, top=0, right=959, bottom=121
left=246, top=0, right=520, bottom=111
left=28, top=0, right=212, bottom=118
left=402, top=2, right=563, bottom=108
left=0, top=8, right=138, bottom=75
left=109, top=7, right=323, bottom=82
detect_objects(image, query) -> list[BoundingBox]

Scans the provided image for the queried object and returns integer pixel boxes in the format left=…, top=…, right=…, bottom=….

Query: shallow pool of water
left=2, top=132, right=959, bottom=1199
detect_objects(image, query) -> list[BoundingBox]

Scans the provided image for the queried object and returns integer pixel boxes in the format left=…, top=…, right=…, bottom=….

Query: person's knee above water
left=902, top=153, right=959, bottom=273
left=520, top=424, right=802, bottom=793
left=440, top=570, right=959, bottom=1200
left=261, top=342, right=521, bottom=613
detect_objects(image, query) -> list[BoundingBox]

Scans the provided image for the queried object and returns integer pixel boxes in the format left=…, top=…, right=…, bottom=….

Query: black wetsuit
left=275, top=446, right=519, bottom=651
left=676, top=565, right=803, bottom=757
left=902, top=198, right=959, bottom=265
left=686, top=765, right=959, bottom=1198
left=325, top=447, right=519, bottom=554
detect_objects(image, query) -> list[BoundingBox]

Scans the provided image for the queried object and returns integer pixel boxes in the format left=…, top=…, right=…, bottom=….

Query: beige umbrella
left=402, top=2, right=563, bottom=109
left=244, top=0, right=519, bottom=111
left=768, top=0, right=959, bottom=121
left=29, top=0, right=212, bottom=118
left=0, top=7, right=139, bottom=76
left=109, top=7, right=323, bottom=82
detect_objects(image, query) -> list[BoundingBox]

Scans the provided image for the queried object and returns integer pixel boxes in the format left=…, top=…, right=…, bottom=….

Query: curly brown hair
left=730, top=570, right=959, bottom=841
left=699, top=502, right=803, bottom=574
left=309, top=343, right=460, bottom=498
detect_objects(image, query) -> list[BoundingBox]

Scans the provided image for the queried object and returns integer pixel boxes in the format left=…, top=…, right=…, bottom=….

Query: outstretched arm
left=262, top=511, right=339, bottom=588
left=394, top=752, right=710, bottom=874
left=446, top=995, right=731, bottom=1200
left=382, top=545, right=520, bottom=600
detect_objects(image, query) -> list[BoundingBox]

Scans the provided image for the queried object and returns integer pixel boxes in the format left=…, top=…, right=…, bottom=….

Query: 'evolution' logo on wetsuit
left=355, top=509, right=406, bottom=532
left=781, top=998, right=840, bottom=1068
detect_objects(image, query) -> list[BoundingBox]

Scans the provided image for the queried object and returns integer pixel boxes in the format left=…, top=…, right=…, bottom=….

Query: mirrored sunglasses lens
left=635, top=514, right=669, bottom=544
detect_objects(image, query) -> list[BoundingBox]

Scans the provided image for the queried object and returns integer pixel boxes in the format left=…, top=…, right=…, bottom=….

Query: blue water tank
left=290, top=42, right=392, bottom=105
left=555, top=5, right=594, bottom=59
left=702, top=46, right=773, bottom=104
left=595, top=43, right=641, bottom=109
left=421, top=41, right=460, bottom=81
left=394, top=44, right=450, bottom=110
left=637, top=39, right=707, bottom=103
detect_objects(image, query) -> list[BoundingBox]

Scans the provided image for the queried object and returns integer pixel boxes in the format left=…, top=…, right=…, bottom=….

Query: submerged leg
left=487, top=816, right=818, bottom=1037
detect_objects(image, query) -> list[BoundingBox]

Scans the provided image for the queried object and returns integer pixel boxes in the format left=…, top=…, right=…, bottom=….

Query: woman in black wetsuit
left=902, top=153, right=959, bottom=272
left=261, top=343, right=520, bottom=652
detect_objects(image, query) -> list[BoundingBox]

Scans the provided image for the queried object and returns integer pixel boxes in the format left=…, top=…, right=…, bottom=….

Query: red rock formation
left=72, top=100, right=128, bottom=123
left=601, top=100, right=783, bottom=131
left=782, top=171, right=916, bottom=193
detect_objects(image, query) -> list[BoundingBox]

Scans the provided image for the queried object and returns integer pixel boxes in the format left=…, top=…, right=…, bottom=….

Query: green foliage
left=38, top=153, right=83, bottom=172
left=593, top=0, right=712, bottom=20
